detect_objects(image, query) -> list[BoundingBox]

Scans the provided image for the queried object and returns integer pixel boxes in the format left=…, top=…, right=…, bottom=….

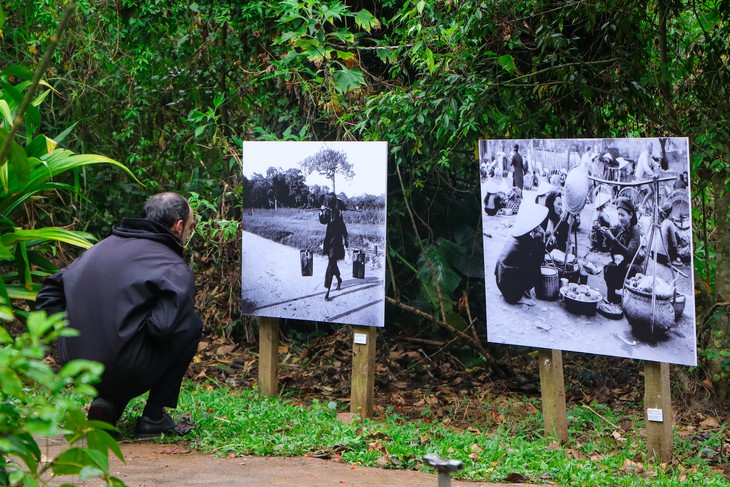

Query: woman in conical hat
left=494, top=203, right=549, bottom=304
left=483, top=179, right=506, bottom=216
left=534, top=180, right=555, bottom=206
left=600, top=197, right=642, bottom=304
left=322, top=193, right=349, bottom=301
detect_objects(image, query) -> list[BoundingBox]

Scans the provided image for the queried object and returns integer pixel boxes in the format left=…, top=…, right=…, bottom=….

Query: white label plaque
left=647, top=408, right=664, bottom=423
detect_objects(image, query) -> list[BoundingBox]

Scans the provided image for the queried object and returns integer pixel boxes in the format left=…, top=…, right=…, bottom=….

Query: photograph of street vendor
left=600, top=197, right=643, bottom=304
left=478, top=137, right=697, bottom=367
left=543, top=189, right=571, bottom=252
left=494, top=202, right=548, bottom=304
left=321, top=192, right=349, bottom=301
left=240, top=140, right=388, bottom=328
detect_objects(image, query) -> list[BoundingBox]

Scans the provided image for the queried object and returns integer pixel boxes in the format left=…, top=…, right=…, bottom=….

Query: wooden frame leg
left=538, top=348, right=568, bottom=442
left=351, top=326, right=377, bottom=419
left=258, top=317, right=280, bottom=397
left=645, top=361, right=672, bottom=462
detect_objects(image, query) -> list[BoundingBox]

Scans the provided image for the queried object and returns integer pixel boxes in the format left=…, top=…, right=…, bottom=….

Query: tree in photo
left=300, top=147, right=354, bottom=195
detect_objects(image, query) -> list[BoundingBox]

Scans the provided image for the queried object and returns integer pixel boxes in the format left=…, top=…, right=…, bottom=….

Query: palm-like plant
left=1, top=6, right=133, bottom=485
left=0, top=76, right=138, bottom=318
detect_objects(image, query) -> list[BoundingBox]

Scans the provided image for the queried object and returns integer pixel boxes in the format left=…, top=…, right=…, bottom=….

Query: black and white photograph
left=480, top=138, right=696, bottom=366
left=241, top=141, right=388, bottom=327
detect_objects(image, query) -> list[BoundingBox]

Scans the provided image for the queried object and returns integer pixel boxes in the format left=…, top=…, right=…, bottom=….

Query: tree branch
left=385, top=296, right=510, bottom=378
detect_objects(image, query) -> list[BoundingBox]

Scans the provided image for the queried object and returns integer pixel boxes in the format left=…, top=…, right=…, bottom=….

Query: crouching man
left=37, top=192, right=202, bottom=438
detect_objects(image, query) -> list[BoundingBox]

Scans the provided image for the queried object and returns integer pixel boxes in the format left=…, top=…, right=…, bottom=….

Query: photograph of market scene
left=480, top=137, right=696, bottom=366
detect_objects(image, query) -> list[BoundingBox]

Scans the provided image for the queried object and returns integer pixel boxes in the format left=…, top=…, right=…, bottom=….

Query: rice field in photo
left=243, top=208, right=386, bottom=260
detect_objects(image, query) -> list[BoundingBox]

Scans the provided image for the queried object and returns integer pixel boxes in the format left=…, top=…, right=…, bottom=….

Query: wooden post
left=537, top=348, right=568, bottom=442
left=644, top=361, right=672, bottom=462
left=351, top=326, right=377, bottom=419
left=258, top=317, right=280, bottom=397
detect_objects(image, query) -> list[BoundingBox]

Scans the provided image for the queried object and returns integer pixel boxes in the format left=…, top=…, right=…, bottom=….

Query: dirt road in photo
left=242, top=231, right=385, bottom=327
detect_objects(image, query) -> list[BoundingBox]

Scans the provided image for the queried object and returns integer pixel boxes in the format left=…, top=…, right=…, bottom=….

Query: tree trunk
left=710, top=173, right=730, bottom=400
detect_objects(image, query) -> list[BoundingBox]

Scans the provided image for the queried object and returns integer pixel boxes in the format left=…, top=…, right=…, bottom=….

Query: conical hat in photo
left=594, top=191, right=611, bottom=209
left=483, top=179, right=501, bottom=195
left=536, top=180, right=554, bottom=196
left=564, top=166, right=588, bottom=214
left=512, top=203, right=549, bottom=237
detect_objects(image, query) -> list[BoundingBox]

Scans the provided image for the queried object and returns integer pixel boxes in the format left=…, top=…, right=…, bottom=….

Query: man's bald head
left=143, top=192, right=191, bottom=230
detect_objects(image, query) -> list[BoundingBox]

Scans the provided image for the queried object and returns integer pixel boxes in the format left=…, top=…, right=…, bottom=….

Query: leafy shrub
left=0, top=311, right=124, bottom=486
left=0, top=74, right=138, bottom=318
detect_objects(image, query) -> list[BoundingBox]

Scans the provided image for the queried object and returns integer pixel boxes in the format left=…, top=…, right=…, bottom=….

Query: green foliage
left=0, top=311, right=124, bottom=486
left=0, top=76, right=138, bottom=317
left=271, top=0, right=377, bottom=94
left=188, top=190, right=241, bottom=247
left=1, top=9, right=134, bottom=483
left=187, top=93, right=225, bottom=141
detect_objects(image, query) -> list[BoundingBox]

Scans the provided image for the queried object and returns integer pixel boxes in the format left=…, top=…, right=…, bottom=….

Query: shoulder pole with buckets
left=622, top=175, right=687, bottom=336
left=626, top=175, right=678, bottom=463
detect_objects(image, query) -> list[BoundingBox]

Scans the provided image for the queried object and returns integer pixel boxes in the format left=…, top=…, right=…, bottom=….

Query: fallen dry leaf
left=368, top=440, right=387, bottom=454
left=375, top=454, right=390, bottom=467
left=611, top=431, right=626, bottom=443
left=336, top=412, right=357, bottom=424
left=503, top=472, right=526, bottom=483
left=366, top=430, right=391, bottom=441
left=622, top=458, right=644, bottom=474
left=216, top=344, right=238, bottom=356
left=700, top=416, right=720, bottom=429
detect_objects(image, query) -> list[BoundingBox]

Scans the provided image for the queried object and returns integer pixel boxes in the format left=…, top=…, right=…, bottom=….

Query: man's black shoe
left=88, top=398, right=116, bottom=426
left=134, top=411, right=177, bottom=439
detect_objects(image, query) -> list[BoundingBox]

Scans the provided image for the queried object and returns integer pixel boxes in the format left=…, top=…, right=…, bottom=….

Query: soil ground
left=40, top=437, right=553, bottom=487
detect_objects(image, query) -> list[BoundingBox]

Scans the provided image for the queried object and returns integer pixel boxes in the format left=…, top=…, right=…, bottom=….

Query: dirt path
left=39, top=439, right=554, bottom=487
left=241, top=231, right=386, bottom=327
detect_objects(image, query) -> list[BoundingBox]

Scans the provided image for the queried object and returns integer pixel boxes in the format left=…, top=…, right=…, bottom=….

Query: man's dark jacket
left=36, top=218, right=199, bottom=384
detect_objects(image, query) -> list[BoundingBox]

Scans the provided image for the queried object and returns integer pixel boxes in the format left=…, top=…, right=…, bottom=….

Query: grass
left=113, top=380, right=730, bottom=487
